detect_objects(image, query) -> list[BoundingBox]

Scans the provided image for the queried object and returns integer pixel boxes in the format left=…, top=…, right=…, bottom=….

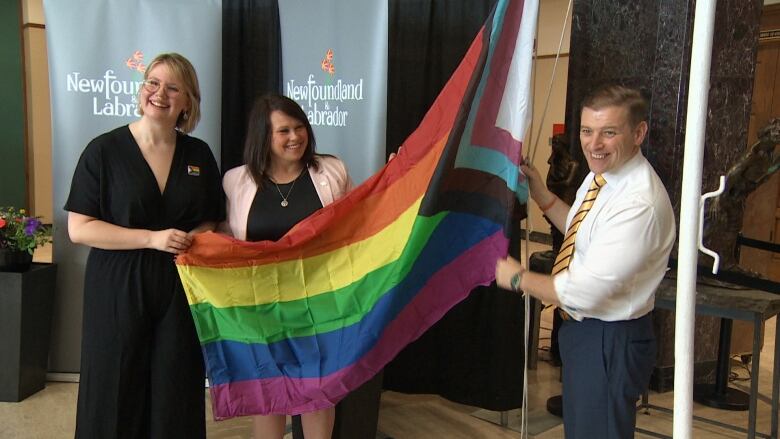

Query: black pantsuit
left=66, top=126, right=224, bottom=438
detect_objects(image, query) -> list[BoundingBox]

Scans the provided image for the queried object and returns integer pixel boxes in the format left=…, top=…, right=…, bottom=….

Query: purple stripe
left=209, top=231, right=508, bottom=419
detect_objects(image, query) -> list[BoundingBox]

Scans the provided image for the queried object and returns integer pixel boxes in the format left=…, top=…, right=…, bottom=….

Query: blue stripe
left=490, top=0, right=510, bottom=49
left=203, top=212, right=502, bottom=384
left=457, top=144, right=529, bottom=204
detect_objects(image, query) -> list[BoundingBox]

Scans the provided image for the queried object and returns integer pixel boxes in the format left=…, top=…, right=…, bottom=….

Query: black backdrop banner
left=386, top=0, right=498, bottom=157
left=383, top=0, right=527, bottom=411
left=221, top=0, right=526, bottom=412
left=221, top=0, right=282, bottom=173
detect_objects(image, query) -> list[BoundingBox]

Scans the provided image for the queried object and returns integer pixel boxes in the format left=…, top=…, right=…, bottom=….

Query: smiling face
left=139, top=63, right=190, bottom=127
left=268, top=110, right=309, bottom=166
left=579, top=105, right=648, bottom=175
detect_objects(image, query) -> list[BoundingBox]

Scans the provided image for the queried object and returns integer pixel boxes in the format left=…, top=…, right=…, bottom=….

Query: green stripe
left=189, top=213, right=447, bottom=344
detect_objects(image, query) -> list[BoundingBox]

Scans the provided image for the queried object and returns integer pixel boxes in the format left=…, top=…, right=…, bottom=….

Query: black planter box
left=0, top=263, right=57, bottom=402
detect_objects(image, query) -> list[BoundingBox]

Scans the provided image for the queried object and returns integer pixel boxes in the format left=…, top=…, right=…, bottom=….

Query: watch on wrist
left=510, top=269, right=524, bottom=292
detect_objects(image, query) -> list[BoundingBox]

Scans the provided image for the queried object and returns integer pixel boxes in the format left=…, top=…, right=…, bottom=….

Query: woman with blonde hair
left=66, top=53, right=223, bottom=438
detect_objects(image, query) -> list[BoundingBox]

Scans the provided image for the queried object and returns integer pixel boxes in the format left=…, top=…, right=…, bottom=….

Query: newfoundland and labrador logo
left=286, top=48, right=364, bottom=128
left=125, top=50, right=147, bottom=73
left=320, top=48, right=335, bottom=76
left=65, top=50, right=147, bottom=117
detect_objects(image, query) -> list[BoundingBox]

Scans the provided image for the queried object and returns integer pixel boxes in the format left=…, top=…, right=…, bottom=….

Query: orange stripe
left=178, top=134, right=448, bottom=268
left=179, top=29, right=481, bottom=269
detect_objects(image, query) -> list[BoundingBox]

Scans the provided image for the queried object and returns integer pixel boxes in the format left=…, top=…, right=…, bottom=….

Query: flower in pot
left=0, top=207, right=53, bottom=272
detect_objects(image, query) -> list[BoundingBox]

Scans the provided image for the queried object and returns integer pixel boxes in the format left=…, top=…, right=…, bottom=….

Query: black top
left=246, top=170, right=323, bottom=242
left=65, top=125, right=225, bottom=230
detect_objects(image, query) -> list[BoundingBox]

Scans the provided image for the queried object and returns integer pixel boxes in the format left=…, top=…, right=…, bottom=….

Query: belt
left=557, top=307, right=573, bottom=321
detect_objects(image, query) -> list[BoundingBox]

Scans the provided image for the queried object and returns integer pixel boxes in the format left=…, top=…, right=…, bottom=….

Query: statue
left=545, top=134, right=580, bottom=249
left=705, top=118, right=780, bottom=270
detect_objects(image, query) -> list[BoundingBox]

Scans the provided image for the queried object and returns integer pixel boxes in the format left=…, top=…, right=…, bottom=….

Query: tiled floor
left=4, top=242, right=777, bottom=438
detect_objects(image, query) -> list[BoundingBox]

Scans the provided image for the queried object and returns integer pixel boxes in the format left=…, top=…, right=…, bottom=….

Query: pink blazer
left=220, top=156, right=353, bottom=240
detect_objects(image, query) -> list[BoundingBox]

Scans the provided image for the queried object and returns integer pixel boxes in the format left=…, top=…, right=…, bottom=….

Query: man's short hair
left=581, top=85, right=648, bottom=128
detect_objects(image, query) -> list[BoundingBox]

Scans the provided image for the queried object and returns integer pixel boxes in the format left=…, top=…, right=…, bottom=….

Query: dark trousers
left=559, top=313, right=656, bottom=439
left=75, top=251, right=205, bottom=438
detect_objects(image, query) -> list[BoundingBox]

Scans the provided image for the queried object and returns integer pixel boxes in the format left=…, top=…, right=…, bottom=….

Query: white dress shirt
left=553, top=151, right=676, bottom=321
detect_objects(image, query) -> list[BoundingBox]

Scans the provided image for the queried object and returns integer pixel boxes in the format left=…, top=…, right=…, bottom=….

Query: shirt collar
left=599, top=150, right=644, bottom=186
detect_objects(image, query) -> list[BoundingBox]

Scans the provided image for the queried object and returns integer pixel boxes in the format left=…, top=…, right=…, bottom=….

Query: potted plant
left=0, top=207, right=56, bottom=402
left=0, top=207, right=52, bottom=272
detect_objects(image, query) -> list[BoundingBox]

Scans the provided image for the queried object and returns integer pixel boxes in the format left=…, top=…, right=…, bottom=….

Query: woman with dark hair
left=66, top=53, right=224, bottom=438
left=221, top=94, right=353, bottom=438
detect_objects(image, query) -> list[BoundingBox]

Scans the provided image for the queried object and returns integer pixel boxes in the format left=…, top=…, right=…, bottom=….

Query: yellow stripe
left=179, top=197, right=423, bottom=308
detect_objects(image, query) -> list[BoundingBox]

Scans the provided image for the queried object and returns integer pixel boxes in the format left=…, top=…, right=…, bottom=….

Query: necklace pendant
left=280, top=200, right=289, bottom=207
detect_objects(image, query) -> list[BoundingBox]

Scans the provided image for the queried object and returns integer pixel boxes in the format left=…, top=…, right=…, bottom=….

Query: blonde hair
left=139, top=53, right=201, bottom=133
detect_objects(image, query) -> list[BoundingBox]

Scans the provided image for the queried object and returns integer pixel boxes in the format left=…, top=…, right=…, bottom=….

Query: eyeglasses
left=142, top=79, right=182, bottom=96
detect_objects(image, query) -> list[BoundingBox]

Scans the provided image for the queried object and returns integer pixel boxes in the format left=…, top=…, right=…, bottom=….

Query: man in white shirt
left=496, top=85, right=676, bottom=438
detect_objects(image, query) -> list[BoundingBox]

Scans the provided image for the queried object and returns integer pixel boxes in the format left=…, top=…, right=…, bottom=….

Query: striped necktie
left=551, top=174, right=607, bottom=275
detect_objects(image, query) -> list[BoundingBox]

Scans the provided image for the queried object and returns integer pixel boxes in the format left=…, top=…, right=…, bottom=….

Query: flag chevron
left=177, top=0, right=538, bottom=419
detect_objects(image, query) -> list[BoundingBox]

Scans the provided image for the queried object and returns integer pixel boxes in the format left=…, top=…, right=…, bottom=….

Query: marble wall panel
left=563, top=0, right=762, bottom=385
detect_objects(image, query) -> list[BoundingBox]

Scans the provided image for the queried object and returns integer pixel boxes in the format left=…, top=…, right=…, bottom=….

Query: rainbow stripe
left=177, top=0, right=536, bottom=419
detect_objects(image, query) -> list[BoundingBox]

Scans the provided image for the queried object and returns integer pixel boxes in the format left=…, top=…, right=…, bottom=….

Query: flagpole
left=527, top=0, right=572, bottom=166
left=674, top=0, right=718, bottom=437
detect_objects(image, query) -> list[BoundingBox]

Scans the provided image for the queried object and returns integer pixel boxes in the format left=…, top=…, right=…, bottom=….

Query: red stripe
left=178, top=137, right=445, bottom=268
left=178, top=30, right=489, bottom=269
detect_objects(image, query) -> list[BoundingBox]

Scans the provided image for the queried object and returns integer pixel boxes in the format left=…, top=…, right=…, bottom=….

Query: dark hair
left=581, top=84, right=648, bottom=128
left=243, top=94, right=319, bottom=185
left=140, top=53, right=201, bottom=133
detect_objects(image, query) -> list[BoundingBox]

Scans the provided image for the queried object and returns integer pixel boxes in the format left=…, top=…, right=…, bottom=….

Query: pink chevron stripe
left=470, top=0, right=525, bottom=163
left=208, top=230, right=508, bottom=419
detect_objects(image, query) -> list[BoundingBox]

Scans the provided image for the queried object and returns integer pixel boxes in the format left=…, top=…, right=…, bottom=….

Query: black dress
left=65, top=125, right=224, bottom=439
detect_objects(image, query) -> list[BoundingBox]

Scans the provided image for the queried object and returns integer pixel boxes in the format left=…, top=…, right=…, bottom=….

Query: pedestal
left=639, top=275, right=780, bottom=438
left=692, top=318, right=749, bottom=411
left=0, top=263, right=58, bottom=402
